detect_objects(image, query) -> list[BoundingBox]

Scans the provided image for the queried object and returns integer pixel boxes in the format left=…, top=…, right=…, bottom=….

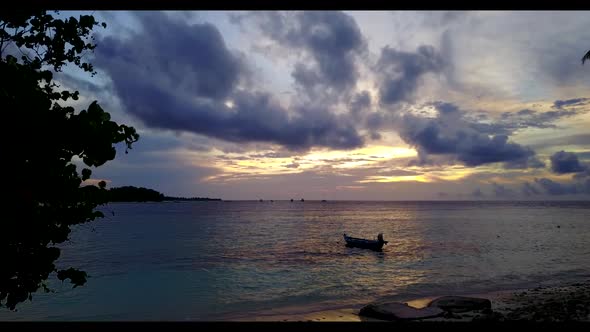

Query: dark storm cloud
left=395, top=102, right=544, bottom=169
left=473, top=103, right=589, bottom=137
left=94, top=12, right=364, bottom=151
left=290, top=11, right=365, bottom=90
left=235, top=11, right=366, bottom=95
left=101, top=12, right=244, bottom=100
left=350, top=91, right=372, bottom=115
left=432, top=101, right=460, bottom=115
left=550, top=151, right=588, bottom=174
left=366, top=112, right=387, bottom=130
left=389, top=98, right=588, bottom=169
left=376, top=45, right=445, bottom=105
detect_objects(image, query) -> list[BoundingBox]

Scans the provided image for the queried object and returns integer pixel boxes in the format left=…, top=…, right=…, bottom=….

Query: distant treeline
left=106, top=186, right=221, bottom=202
left=164, top=196, right=222, bottom=201
left=107, top=186, right=165, bottom=202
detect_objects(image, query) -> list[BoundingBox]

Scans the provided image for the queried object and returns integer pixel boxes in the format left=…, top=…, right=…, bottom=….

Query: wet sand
left=243, top=279, right=590, bottom=322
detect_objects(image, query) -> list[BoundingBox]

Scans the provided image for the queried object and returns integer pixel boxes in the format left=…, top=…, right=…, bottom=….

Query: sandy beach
left=241, top=279, right=590, bottom=322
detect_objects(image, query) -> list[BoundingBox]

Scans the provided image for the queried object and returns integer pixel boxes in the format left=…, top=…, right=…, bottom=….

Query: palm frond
left=583, top=49, right=590, bottom=65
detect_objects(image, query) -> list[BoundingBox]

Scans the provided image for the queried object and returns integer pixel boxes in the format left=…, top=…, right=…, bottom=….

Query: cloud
left=235, top=11, right=366, bottom=99
left=376, top=45, right=445, bottom=105
left=394, top=102, right=544, bottom=169
left=495, top=107, right=586, bottom=132
left=94, top=12, right=364, bottom=151
left=433, top=12, right=590, bottom=100
left=284, top=161, right=300, bottom=169
left=522, top=153, right=590, bottom=196
left=530, top=134, right=590, bottom=149
left=491, top=182, right=515, bottom=197
left=550, top=151, right=588, bottom=174
left=470, top=99, right=590, bottom=138
left=374, top=169, right=423, bottom=177
left=522, top=182, right=540, bottom=196
left=349, top=90, right=372, bottom=116
left=54, top=72, right=105, bottom=95
left=538, top=28, right=590, bottom=86
left=472, top=188, right=484, bottom=197
left=99, top=12, right=245, bottom=100
left=420, top=11, right=470, bottom=28
left=248, top=151, right=298, bottom=159
left=534, top=177, right=590, bottom=196
left=553, top=98, right=590, bottom=109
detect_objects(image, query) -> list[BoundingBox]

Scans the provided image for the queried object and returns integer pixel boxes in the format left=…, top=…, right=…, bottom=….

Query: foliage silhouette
left=583, top=50, right=590, bottom=65
left=105, top=186, right=221, bottom=202
left=1, top=11, right=139, bottom=310
left=108, top=186, right=165, bottom=202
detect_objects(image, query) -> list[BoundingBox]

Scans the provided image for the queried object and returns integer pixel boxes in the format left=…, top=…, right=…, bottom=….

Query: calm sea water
left=1, top=201, right=589, bottom=321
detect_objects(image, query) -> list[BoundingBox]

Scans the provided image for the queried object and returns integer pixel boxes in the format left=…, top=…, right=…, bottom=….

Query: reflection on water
left=1, top=201, right=589, bottom=320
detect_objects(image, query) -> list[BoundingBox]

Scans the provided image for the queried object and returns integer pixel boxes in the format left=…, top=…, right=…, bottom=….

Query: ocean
left=1, top=201, right=589, bottom=320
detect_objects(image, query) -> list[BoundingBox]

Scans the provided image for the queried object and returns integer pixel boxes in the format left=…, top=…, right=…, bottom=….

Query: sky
left=55, top=11, right=590, bottom=200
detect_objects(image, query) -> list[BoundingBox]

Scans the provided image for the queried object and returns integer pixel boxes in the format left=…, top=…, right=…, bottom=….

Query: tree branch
left=0, top=22, right=7, bottom=59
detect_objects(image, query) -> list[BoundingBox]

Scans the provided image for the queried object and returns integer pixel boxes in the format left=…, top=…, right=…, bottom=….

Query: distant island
left=106, top=186, right=221, bottom=202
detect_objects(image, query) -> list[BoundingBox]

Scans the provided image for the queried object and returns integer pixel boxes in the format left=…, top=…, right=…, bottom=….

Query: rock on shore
left=427, top=296, right=492, bottom=313
left=359, top=302, right=444, bottom=321
left=359, top=296, right=490, bottom=321
left=357, top=279, right=590, bottom=322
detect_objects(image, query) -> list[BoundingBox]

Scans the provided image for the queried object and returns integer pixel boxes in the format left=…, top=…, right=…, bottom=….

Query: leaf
left=56, top=268, right=88, bottom=288
left=81, top=168, right=92, bottom=181
left=100, top=112, right=111, bottom=122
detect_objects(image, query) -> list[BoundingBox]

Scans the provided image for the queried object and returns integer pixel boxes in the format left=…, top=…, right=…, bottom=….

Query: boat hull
left=343, top=235, right=387, bottom=251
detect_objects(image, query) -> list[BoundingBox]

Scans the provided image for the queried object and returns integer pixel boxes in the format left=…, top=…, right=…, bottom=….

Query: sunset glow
left=64, top=10, right=590, bottom=200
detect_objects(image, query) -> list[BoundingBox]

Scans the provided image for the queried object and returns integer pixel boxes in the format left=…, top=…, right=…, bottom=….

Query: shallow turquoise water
left=1, top=201, right=589, bottom=320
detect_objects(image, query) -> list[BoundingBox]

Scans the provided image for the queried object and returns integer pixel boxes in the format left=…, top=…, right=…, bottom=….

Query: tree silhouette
left=583, top=50, right=590, bottom=65
left=1, top=11, right=139, bottom=310
left=108, top=186, right=165, bottom=202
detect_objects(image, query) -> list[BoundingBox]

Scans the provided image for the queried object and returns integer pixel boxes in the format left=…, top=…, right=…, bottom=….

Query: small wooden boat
left=343, top=233, right=388, bottom=251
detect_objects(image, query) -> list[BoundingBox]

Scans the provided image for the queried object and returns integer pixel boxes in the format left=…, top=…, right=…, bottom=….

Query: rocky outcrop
left=359, top=302, right=444, bottom=321
left=427, top=296, right=492, bottom=313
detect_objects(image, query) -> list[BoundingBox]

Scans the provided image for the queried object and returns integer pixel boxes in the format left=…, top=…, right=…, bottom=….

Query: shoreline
left=232, top=279, right=590, bottom=322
